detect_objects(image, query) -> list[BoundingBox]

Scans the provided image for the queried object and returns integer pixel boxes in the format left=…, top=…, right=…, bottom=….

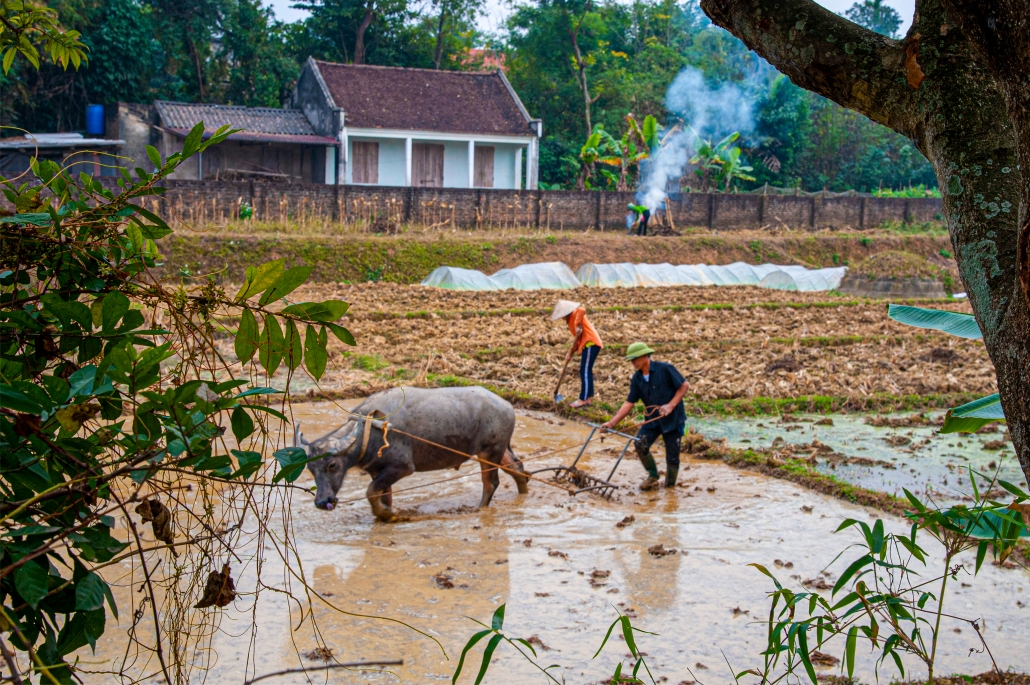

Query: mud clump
left=802, top=577, right=833, bottom=590
left=648, top=544, right=678, bottom=557
left=526, top=635, right=552, bottom=651
left=433, top=573, right=455, bottom=588
left=883, top=435, right=912, bottom=447
left=616, top=515, right=635, bottom=528
left=814, top=418, right=834, bottom=426
left=983, top=440, right=1008, bottom=450
left=865, top=413, right=937, bottom=428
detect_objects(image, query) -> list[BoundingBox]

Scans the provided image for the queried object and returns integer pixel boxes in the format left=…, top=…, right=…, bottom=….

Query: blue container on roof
left=85, top=105, right=105, bottom=136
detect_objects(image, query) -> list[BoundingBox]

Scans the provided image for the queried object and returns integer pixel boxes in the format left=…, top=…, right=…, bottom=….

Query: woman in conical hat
left=551, top=299, right=604, bottom=408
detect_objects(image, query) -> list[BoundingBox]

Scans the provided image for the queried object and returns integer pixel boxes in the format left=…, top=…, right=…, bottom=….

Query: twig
left=0, top=636, right=25, bottom=685
left=242, top=659, right=403, bottom=684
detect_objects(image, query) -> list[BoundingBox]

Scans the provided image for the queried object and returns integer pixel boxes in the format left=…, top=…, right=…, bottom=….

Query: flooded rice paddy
left=84, top=403, right=1028, bottom=684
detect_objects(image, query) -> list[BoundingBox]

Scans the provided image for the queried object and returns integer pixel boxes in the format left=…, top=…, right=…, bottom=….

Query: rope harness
left=331, top=410, right=672, bottom=505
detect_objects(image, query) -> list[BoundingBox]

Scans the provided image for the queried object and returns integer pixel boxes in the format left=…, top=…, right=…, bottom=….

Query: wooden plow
left=531, top=423, right=639, bottom=499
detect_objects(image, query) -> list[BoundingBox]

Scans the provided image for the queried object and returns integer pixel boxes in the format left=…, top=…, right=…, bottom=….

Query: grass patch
left=719, top=448, right=908, bottom=515
left=354, top=297, right=955, bottom=322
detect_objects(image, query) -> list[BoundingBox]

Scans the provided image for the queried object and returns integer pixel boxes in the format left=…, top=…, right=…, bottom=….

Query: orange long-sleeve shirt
left=568, top=307, right=603, bottom=353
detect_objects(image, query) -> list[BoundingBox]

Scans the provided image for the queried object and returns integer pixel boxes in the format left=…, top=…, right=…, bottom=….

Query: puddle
left=689, top=412, right=1024, bottom=504
left=80, top=404, right=1029, bottom=684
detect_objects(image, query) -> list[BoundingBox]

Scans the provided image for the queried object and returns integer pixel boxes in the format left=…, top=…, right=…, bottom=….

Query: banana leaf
left=887, top=304, right=982, bottom=339
left=940, top=393, right=1005, bottom=433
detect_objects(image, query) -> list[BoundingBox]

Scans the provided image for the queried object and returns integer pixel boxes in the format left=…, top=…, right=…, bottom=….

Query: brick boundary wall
left=76, top=180, right=945, bottom=231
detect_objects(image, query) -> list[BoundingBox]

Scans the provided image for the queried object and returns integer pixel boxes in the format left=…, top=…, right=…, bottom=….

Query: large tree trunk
left=433, top=6, right=447, bottom=69
left=700, top=0, right=1030, bottom=480
left=353, top=2, right=375, bottom=65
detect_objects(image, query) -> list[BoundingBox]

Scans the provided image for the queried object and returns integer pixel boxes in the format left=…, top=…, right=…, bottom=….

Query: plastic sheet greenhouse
left=421, top=261, right=847, bottom=292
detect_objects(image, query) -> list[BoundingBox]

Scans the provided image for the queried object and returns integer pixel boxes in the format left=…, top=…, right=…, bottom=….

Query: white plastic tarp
left=758, top=267, right=847, bottom=292
left=422, top=261, right=846, bottom=292
left=421, top=266, right=501, bottom=291
left=490, top=262, right=581, bottom=290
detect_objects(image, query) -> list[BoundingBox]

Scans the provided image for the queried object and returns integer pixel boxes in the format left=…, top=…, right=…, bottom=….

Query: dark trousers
left=579, top=345, right=600, bottom=400
left=635, top=428, right=681, bottom=476
left=637, top=210, right=650, bottom=236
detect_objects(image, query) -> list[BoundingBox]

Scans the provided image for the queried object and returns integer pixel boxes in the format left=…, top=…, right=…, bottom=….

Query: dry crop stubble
left=223, top=283, right=993, bottom=405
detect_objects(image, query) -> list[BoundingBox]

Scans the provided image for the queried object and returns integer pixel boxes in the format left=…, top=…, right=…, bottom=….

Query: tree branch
left=699, top=0, right=921, bottom=139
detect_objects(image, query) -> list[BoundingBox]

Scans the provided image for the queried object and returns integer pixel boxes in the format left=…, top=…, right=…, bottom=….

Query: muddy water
left=83, top=405, right=1029, bottom=684
left=689, top=413, right=1025, bottom=502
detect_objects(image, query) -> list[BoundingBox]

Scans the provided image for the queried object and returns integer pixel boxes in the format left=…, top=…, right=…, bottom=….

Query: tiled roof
left=154, top=101, right=336, bottom=144
left=313, top=61, right=536, bottom=136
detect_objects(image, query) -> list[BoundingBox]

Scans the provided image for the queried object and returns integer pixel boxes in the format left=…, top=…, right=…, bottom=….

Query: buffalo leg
left=503, top=448, right=529, bottom=495
left=367, top=462, right=412, bottom=522
left=478, top=452, right=502, bottom=507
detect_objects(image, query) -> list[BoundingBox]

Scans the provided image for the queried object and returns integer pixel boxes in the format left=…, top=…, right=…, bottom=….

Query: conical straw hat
left=550, top=299, right=581, bottom=321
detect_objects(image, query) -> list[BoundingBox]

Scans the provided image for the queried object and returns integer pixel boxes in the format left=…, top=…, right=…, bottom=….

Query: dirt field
left=229, top=282, right=994, bottom=411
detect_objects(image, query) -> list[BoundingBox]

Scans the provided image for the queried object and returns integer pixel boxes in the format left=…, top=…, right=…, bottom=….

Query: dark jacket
left=626, top=360, right=686, bottom=435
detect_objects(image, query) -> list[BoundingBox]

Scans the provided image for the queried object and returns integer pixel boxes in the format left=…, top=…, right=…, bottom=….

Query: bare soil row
left=243, top=283, right=994, bottom=409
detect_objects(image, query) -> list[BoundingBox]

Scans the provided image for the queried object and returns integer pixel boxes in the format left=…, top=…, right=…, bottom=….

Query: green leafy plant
left=886, top=304, right=1003, bottom=433
left=939, top=248, right=952, bottom=259
left=859, top=237, right=873, bottom=247
left=0, top=0, right=88, bottom=73
left=740, top=470, right=1026, bottom=685
left=453, top=604, right=659, bottom=684
left=0, top=122, right=357, bottom=682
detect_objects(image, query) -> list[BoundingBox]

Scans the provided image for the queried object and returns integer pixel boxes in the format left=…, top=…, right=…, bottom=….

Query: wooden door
left=352, top=141, right=379, bottom=184
left=413, top=143, right=444, bottom=187
left=474, top=146, right=495, bottom=188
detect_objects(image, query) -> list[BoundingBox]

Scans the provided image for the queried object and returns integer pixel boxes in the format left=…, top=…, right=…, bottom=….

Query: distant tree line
left=0, top=0, right=936, bottom=193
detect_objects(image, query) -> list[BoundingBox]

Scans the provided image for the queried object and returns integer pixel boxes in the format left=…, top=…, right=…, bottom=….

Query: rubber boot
left=664, top=466, right=679, bottom=488
left=637, top=450, right=659, bottom=490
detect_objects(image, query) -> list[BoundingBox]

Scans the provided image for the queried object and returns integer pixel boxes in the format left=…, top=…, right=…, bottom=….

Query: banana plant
left=577, top=127, right=603, bottom=190
left=625, top=113, right=661, bottom=153
left=595, top=125, right=648, bottom=191
left=716, top=145, right=756, bottom=192
left=689, top=130, right=739, bottom=192
left=887, top=304, right=1005, bottom=433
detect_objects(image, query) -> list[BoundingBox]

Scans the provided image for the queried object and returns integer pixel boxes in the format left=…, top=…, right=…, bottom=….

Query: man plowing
left=601, top=342, right=689, bottom=490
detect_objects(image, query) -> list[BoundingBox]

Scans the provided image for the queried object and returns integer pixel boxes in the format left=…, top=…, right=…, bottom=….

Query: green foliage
left=886, top=305, right=1004, bottom=433
left=886, top=304, right=982, bottom=339
left=939, top=248, right=952, bottom=258
left=0, top=0, right=87, bottom=73
left=741, top=471, right=1027, bottom=684
left=940, top=394, right=1005, bottom=434
left=453, top=603, right=659, bottom=684
left=873, top=184, right=942, bottom=198
left=0, top=123, right=355, bottom=679
left=843, top=0, right=903, bottom=38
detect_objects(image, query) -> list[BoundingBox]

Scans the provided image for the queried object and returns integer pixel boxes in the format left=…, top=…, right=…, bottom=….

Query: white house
left=292, top=58, right=542, bottom=190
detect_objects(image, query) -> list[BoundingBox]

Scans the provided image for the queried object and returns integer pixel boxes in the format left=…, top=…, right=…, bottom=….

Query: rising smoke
left=636, top=67, right=756, bottom=211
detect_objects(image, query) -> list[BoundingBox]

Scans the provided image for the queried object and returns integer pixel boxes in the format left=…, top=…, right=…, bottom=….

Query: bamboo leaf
left=452, top=629, right=492, bottom=684
left=474, top=634, right=504, bottom=685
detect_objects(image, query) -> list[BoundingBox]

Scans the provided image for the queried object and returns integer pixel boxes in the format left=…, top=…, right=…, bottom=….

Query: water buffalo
left=295, top=386, right=529, bottom=521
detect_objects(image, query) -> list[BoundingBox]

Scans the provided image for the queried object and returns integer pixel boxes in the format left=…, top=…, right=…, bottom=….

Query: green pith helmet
left=624, top=342, right=655, bottom=361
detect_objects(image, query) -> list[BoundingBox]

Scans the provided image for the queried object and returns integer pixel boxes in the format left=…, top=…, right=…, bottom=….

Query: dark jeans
left=635, top=427, right=681, bottom=474
left=579, top=345, right=600, bottom=400
left=637, top=210, right=651, bottom=236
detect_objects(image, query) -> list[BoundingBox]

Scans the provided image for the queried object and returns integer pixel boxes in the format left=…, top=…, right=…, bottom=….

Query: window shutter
left=352, top=142, right=379, bottom=184
left=474, top=146, right=495, bottom=188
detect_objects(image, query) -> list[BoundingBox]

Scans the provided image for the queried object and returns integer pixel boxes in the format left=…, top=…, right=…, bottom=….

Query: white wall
left=348, top=136, right=406, bottom=186
left=442, top=140, right=469, bottom=188
left=493, top=144, right=517, bottom=190
left=345, top=135, right=527, bottom=189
